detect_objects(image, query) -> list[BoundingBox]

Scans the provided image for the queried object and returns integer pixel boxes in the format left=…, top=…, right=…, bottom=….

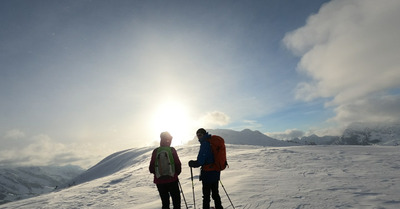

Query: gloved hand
left=188, top=160, right=199, bottom=168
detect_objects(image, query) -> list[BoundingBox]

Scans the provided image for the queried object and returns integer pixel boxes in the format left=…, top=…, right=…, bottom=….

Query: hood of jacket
left=160, top=137, right=171, bottom=147
left=199, top=133, right=212, bottom=143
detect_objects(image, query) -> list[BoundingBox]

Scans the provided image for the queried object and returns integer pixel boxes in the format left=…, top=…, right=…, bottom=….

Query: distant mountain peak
left=198, top=129, right=297, bottom=147
left=338, top=122, right=400, bottom=145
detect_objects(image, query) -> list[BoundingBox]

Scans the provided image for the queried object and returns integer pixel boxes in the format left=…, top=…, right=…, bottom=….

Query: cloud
left=243, top=120, right=263, bottom=129
left=330, top=94, right=400, bottom=125
left=4, top=129, right=25, bottom=139
left=283, top=0, right=400, bottom=124
left=199, top=111, right=230, bottom=127
left=266, top=129, right=305, bottom=141
left=0, top=130, right=109, bottom=168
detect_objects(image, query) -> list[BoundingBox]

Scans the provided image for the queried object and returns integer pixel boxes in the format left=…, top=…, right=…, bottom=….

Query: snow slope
left=1, top=144, right=399, bottom=209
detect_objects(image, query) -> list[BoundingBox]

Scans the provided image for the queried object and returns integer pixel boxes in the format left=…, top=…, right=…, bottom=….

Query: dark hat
left=196, top=128, right=207, bottom=135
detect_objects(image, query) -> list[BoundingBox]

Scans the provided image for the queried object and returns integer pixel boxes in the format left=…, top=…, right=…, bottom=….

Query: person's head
left=160, top=131, right=173, bottom=147
left=196, top=128, right=207, bottom=140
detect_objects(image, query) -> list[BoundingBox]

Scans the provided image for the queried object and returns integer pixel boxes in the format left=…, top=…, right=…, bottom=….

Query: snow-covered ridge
left=282, top=123, right=400, bottom=146
left=193, top=124, right=400, bottom=146
left=289, top=134, right=339, bottom=145
left=189, top=129, right=298, bottom=146
left=1, top=129, right=291, bottom=206
left=65, top=147, right=153, bottom=187
left=2, top=126, right=400, bottom=207
left=2, top=144, right=400, bottom=208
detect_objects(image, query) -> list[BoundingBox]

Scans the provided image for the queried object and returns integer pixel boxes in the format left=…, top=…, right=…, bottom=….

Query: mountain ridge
left=279, top=123, right=400, bottom=146
left=189, top=128, right=298, bottom=147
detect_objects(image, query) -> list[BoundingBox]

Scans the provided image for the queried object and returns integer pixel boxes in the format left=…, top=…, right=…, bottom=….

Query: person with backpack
left=149, top=132, right=182, bottom=209
left=188, top=128, right=225, bottom=209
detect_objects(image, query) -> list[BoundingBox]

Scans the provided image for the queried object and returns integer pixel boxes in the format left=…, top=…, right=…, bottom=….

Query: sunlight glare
left=152, top=101, right=194, bottom=146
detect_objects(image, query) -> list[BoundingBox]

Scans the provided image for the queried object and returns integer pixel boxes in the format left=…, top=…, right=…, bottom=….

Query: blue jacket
left=197, top=134, right=220, bottom=183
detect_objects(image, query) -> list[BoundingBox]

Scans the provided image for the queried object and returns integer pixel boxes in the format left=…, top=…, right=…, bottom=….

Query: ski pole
left=190, top=167, right=196, bottom=209
left=220, top=180, right=235, bottom=209
left=178, top=180, right=188, bottom=209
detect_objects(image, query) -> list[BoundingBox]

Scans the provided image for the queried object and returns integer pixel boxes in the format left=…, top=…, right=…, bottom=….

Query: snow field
left=1, top=145, right=399, bottom=209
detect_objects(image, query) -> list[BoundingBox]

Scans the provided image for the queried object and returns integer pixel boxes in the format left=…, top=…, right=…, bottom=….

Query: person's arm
left=149, top=149, right=157, bottom=173
left=196, top=141, right=211, bottom=165
left=172, top=147, right=181, bottom=175
left=189, top=141, right=211, bottom=168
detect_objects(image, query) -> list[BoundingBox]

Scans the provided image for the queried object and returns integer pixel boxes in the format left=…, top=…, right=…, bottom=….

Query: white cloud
left=0, top=131, right=109, bottom=168
left=4, top=129, right=25, bottom=139
left=266, top=129, right=305, bottom=141
left=243, top=120, right=263, bottom=129
left=330, top=94, right=400, bottom=125
left=284, top=0, right=400, bottom=124
left=199, top=111, right=230, bottom=127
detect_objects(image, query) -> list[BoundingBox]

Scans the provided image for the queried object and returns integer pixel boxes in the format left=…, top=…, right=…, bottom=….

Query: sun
left=151, top=101, right=194, bottom=146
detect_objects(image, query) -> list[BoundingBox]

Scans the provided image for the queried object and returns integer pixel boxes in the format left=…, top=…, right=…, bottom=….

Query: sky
left=1, top=0, right=400, bottom=168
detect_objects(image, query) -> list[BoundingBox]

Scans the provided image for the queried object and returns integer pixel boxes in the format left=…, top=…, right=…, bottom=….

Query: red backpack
left=203, top=135, right=228, bottom=171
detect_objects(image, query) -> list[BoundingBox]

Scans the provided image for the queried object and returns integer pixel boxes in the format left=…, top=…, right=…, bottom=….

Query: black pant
left=156, top=181, right=181, bottom=209
left=202, top=181, right=223, bottom=209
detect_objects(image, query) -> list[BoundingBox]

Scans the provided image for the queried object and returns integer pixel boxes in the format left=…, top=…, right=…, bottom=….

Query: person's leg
left=211, top=182, right=223, bottom=209
left=157, top=183, right=171, bottom=209
left=202, top=182, right=211, bottom=209
left=169, top=181, right=181, bottom=209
